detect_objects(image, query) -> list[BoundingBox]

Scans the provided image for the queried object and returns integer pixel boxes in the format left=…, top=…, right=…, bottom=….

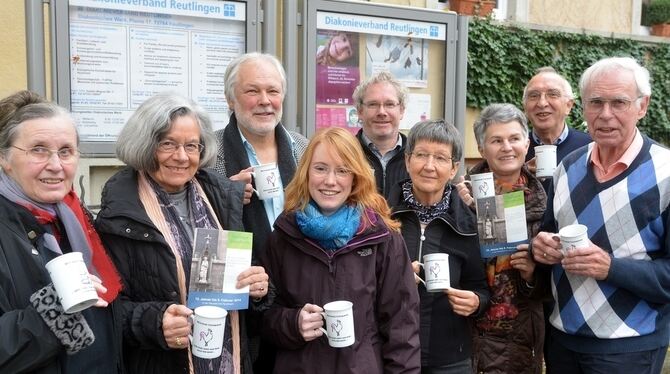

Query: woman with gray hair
left=0, top=90, right=122, bottom=373
left=456, top=103, right=547, bottom=373
left=95, top=93, right=269, bottom=374
left=389, top=119, right=489, bottom=373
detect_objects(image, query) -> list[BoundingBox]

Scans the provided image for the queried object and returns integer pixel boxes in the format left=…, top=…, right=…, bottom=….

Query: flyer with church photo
left=187, top=229, right=253, bottom=310
left=475, top=191, right=528, bottom=258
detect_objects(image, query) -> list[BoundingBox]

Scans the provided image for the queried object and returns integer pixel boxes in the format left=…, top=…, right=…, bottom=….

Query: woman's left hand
left=237, top=266, right=269, bottom=299
left=89, top=274, right=109, bottom=308
left=511, top=244, right=535, bottom=282
left=446, top=288, right=479, bottom=316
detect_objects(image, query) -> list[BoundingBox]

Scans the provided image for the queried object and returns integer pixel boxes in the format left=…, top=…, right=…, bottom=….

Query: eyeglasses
left=361, top=101, right=401, bottom=111
left=310, top=164, right=352, bottom=179
left=157, top=141, right=204, bottom=154
left=583, top=97, right=641, bottom=113
left=410, top=152, right=454, bottom=167
left=12, top=145, right=79, bottom=164
left=526, top=90, right=563, bottom=102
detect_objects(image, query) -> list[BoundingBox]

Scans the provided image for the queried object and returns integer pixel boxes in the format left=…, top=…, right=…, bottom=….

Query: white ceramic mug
left=45, top=252, right=99, bottom=314
left=252, top=163, right=282, bottom=200
left=535, top=145, right=557, bottom=178
left=422, top=253, right=450, bottom=292
left=319, top=300, right=355, bottom=348
left=470, top=172, right=495, bottom=200
left=189, top=305, right=227, bottom=359
left=559, top=224, right=590, bottom=253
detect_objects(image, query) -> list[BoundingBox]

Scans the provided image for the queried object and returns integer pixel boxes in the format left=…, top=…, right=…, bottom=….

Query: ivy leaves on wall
left=467, top=18, right=670, bottom=145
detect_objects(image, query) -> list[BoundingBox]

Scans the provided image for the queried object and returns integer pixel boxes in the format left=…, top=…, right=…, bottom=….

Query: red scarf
left=19, top=191, right=122, bottom=303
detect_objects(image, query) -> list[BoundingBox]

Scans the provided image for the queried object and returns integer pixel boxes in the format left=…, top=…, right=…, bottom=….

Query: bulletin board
left=304, top=0, right=460, bottom=137
left=52, top=0, right=260, bottom=155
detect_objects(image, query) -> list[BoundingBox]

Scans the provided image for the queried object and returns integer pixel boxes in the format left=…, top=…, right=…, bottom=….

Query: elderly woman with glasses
left=0, top=91, right=122, bottom=373
left=95, top=93, right=269, bottom=374
left=456, top=103, right=547, bottom=374
left=259, top=127, right=420, bottom=373
left=388, top=120, right=489, bottom=374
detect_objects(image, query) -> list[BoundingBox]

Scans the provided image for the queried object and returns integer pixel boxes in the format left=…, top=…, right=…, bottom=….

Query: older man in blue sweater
left=532, top=57, right=670, bottom=374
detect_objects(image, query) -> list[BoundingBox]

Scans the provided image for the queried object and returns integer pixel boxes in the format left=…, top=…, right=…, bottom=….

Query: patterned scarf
left=401, top=180, right=452, bottom=224
left=296, top=201, right=361, bottom=251
left=137, top=172, right=240, bottom=374
left=0, top=171, right=121, bottom=302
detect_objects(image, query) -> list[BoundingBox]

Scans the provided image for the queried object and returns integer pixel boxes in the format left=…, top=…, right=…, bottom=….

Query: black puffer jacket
left=389, top=181, right=490, bottom=368
left=95, top=167, right=249, bottom=374
left=0, top=195, right=120, bottom=374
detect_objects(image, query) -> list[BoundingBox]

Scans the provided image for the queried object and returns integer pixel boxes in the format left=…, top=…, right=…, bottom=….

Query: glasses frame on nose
left=11, top=145, right=80, bottom=164
left=410, top=151, right=454, bottom=167
left=310, top=164, right=353, bottom=179
left=157, top=140, right=204, bottom=155
left=583, top=96, right=643, bottom=114
left=525, top=90, right=564, bottom=103
left=361, top=101, right=401, bottom=111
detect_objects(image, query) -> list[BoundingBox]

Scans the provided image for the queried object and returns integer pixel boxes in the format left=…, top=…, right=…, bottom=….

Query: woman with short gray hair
left=458, top=103, right=547, bottom=374
left=0, top=90, right=122, bottom=373
left=389, top=119, right=489, bottom=373
left=96, top=92, right=269, bottom=374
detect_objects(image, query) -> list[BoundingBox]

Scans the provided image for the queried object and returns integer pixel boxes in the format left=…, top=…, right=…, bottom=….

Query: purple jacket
left=260, top=210, right=420, bottom=374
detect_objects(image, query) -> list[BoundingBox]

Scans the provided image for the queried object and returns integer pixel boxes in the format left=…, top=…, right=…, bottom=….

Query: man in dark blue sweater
left=523, top=67, right=591, bottom=189
left=532, top=57, right=670, bottom=374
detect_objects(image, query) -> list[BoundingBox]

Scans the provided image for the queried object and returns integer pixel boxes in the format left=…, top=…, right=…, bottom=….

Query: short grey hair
left=353, top=71, right=408, bottom=109
left=579, top=56, right=651, bottom=98
left=522, top=67, right=574, bottom=101
left=116, top=93, right=217, bottom=171
left=0, top=90, right=76, bottom=157
left=406, top=119, right=463, bottom=162
left=473, top=103, right=529, bottom=148
left=224, top=52, right=287, bottom=107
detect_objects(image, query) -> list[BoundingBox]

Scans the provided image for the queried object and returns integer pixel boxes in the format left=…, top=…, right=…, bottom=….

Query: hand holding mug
left=531, top=231, right=563, bottom=265
left=411, top=260, right=425, bottom=286
left=89, top=274, right=109, bottom=308
left=561, top=244, right=611, bottom=280
left=229, top=167, right=254, bottom=205
left=162, top=304, right=192, bottom=350
left=298, top=303, right=324, bottom=342
left=455, top=176, right=474, bottom=207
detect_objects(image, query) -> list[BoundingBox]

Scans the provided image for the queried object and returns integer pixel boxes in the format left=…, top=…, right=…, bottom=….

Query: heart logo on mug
left=200, top=328, right=214, bottom=346
left=330, top=319, right=343, bottom=336
left=266, top=172, right=277, bottom=187
left=478, top=182, right=489, bottom=197
left=429, top=263, right=441, bottom=277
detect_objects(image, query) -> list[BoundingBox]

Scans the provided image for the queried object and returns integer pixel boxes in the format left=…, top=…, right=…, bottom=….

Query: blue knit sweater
left=542, top=134, right=670, bottom=353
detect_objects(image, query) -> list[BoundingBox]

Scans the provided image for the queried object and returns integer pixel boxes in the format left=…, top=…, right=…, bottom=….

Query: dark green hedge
left=467, top=18, right=670, bottom=145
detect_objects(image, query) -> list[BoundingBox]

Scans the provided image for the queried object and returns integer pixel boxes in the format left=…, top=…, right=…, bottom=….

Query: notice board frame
left=302, top=0, right=461, bottom=138
left=52, top=0, right=260, bottom=157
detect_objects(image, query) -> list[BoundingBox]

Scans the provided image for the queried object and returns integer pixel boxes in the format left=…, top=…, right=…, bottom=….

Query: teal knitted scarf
left=295, top=201, right=361, bottom=251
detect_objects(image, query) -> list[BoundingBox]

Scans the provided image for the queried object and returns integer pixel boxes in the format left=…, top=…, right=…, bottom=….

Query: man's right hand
left=532, top=231, right=564, bottom=265
left=230, top=167, right=254, bottom=204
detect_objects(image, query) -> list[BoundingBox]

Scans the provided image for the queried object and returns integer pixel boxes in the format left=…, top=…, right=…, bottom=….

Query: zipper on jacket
left=417, top=226, right=426, bottom=262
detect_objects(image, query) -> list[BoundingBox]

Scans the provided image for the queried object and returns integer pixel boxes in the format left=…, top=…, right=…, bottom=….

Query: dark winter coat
left=468, top=162, right=548, bottom=374
left=389, top=181, right=490, bottom=368
left=0, top=195, right=120, bottom=374
left=95, top=167, right=250, bottom=374
left=260, top=210, right=421, bottom=374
